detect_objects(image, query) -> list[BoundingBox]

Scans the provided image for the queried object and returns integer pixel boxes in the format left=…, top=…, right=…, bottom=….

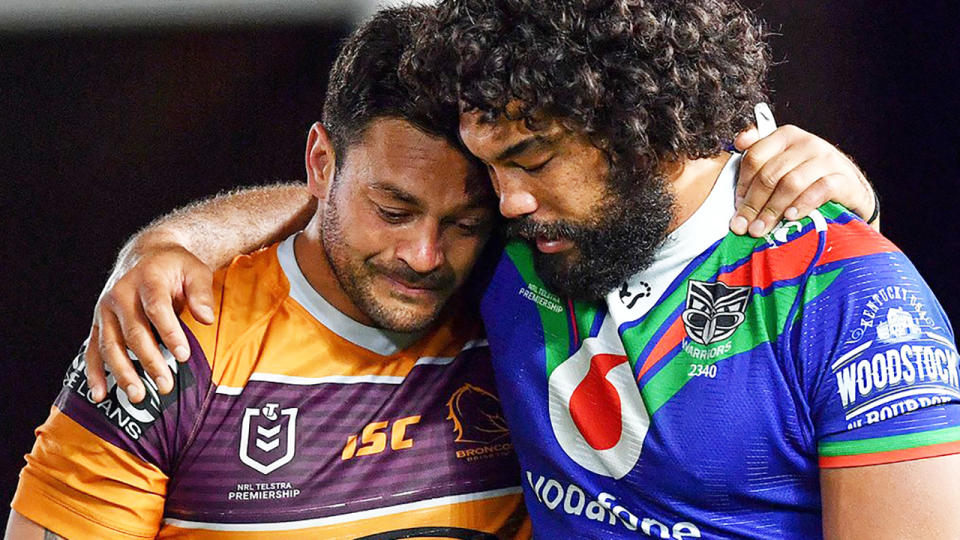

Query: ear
left=305, top=122, right=337, bottom=200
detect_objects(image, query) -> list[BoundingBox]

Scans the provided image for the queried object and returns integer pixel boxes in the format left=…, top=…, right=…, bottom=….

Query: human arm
left=4, top=511, right=60, bottom=540
left=85, top=128, right=878, bottom=402
left=732, top=124, right=879, bottom=237
left=85, top=183, right=314, bottom=403
left=820, top=455, right=960, bottom=539
left=9, top=331, right=208, bottom=539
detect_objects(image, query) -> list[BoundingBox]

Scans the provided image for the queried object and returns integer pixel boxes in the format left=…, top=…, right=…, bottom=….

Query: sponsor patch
left=832, top=291, right=960, bottom=429
left=62, top=341, right=193, bottom=440
left=548, top=316, right=648, bottom=479
left=525, top=470, right=701, bottom=537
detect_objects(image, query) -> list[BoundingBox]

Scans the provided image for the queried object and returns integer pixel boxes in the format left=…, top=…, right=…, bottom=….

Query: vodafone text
left=525, top=471, right=701, bottom=538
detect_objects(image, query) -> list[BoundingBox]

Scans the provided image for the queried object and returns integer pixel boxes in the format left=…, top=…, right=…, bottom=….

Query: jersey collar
left=277, top=234, right=424, bottom=356
left=606, top=152, right=740, bottom=324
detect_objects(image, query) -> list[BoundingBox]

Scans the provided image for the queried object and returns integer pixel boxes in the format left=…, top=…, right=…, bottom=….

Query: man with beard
left=62, top=2, right=919, bottom=539
left=7, top=8, right=528, bottom=539
left=405, top=0, right=960, bottom=537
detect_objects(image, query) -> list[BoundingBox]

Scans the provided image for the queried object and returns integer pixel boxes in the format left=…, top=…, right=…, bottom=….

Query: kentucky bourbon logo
left=682, top=280, right=751, bottom=345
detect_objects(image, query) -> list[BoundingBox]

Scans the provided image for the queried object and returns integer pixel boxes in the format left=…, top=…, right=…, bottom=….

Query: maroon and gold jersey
left=14, top=236, right=528, bottom=539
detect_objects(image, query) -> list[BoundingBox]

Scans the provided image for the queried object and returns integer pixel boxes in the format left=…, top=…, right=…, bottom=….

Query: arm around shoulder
left=85, top=183, right=314, bottom=404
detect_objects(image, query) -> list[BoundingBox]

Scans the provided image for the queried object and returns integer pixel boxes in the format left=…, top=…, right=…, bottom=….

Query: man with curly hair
left=48, top=1, right=944, bottom=538
left=397, top=0, right=960, bottom=537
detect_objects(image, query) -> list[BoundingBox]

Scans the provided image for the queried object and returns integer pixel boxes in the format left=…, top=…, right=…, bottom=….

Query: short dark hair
left=402, top=0, right=770, bottom=174
left=322, top=5, right=461, bottom=157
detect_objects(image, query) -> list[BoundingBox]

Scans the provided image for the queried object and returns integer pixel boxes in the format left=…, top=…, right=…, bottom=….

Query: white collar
left=277, top=235, right=424, bottom=356
left=606, top=153, right=740, bottom=324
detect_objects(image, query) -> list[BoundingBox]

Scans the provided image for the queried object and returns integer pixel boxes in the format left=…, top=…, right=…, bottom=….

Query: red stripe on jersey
left=719, top=231, right=818, bottom=289
left=819, top=440, right=960, bottom=468
left=817, top=219, right=900, bottom=266
left=637, top=318, right=688, bottom=379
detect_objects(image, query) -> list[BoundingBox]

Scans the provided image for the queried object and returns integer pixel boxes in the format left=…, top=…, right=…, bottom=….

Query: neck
left=295, top=215, right=376, bottom=326
left=664, top=153, right=732, bottom=234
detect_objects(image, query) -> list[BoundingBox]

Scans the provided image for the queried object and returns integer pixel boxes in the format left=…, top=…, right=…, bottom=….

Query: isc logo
left=341, top=415, right=421, bottom=460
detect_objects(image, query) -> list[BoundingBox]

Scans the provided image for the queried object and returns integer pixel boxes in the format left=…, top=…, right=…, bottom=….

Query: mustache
left=369, top=261, right=455, bottom=290
left=504, top=216, right=589, bottom=242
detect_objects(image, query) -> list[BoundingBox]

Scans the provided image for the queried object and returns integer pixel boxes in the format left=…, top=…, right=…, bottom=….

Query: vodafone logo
left=548, top=316, right=649, bottom=479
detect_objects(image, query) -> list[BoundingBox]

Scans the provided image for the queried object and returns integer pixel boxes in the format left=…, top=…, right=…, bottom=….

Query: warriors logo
left=682, top=280, right=751, bottom=346
left=446, top=383, right=510, bottom=444
left=548, top=316, right=648, bottom=479
left=239, top=403, right=298, bottom=475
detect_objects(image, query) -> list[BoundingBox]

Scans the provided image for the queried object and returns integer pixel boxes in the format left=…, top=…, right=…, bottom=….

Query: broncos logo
left=445, top=383, right=510, bottom=444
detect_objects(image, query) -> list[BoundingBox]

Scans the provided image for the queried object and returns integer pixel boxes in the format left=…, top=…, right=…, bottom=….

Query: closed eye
left=517, top=156, right=553, bottom=173
left=376, top=206, right=412, bottom=223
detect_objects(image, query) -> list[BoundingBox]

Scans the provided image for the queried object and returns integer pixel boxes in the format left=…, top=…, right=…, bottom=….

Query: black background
left=2, top=1, right=959, bottom=517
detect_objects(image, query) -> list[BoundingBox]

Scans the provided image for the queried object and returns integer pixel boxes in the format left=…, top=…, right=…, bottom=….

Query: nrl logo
left=239, top=403, right=298, bottom=475
left=681, top=280, right=751, bottom=345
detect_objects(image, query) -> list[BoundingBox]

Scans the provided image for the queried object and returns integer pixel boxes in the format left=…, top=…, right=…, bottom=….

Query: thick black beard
left=505, top=167, right=674, bottom=302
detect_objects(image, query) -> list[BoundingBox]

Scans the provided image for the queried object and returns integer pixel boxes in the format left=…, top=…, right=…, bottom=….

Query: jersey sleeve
left=792, top=206, right=960, bottom=468
left=11, top=322, right=214, bottom=539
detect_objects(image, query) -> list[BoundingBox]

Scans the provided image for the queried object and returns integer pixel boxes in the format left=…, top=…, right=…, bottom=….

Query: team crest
left=446, top=383, right=510, bottom=444
left=682, top=280, right=751, bottom=345
left=239, top=403, right=298, bottom=475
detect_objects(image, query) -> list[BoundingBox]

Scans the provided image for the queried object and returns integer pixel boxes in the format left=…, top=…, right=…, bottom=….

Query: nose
left=396, top=221, right=445, bottom=274
left=495, top=171, right=538, bottom=219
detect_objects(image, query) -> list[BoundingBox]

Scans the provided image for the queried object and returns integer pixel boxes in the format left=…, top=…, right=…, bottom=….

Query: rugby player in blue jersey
left=68, top=1, right=955, bottom=538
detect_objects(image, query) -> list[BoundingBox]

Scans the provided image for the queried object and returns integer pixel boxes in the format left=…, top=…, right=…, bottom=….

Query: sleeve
left=793, top=211, right=960, bottom=469
left=11, top=323, right=214, bottom=539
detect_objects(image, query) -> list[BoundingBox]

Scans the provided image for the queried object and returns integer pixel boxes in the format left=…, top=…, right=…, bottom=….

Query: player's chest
left=488, top=303, right=820, bottom=535
left=162, top=363, right=520, bottom=525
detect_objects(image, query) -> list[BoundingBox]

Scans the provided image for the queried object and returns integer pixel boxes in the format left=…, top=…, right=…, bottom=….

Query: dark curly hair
left=322, top=5, right=462, bottom=157
left=402, top=0, right=770, bottom=177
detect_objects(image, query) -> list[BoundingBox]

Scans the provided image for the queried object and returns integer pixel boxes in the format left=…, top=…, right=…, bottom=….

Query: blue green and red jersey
left=481, top=154, right=960, bottom=538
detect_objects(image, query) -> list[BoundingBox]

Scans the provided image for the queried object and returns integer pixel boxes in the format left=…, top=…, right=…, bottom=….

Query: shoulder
left=214, top=243, right=290, bottom=321
left=181, top=243, right=290, bottom=365
left=716, top=202, right=899, bottom=286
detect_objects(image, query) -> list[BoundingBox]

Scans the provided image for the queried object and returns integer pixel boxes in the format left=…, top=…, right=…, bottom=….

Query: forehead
left=458, top=110, right=565, bottom=160
left=343, top=117, right=488, bottom=206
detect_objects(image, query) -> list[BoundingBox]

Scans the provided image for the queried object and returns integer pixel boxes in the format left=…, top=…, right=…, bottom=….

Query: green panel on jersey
left=619, top=232, right=763, bottom=367
left=819, top=425, right=960, bottom=456
left=571, top=300, right=602, bottom=350
left=504, top=241, right=571, bottom=377
left=816, top=201, right=848, bottom=221
left=638, top=253, right=843, bottom=415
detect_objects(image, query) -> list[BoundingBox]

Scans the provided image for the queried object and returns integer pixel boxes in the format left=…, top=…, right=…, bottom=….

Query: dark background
left=1, top=1, right=958, bottom=517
